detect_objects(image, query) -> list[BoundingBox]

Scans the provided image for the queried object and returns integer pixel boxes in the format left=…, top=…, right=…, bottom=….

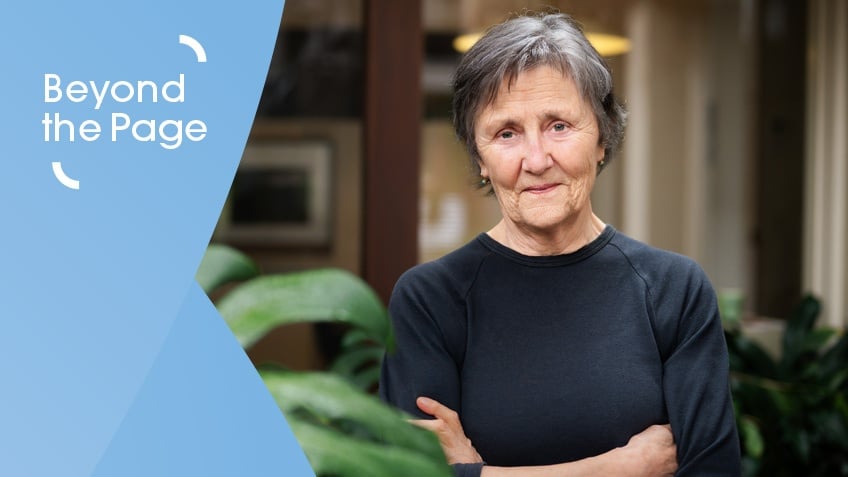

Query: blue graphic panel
left=90, top=283, right=314, bottom=477
left=0, top=1, right=316, bottom=476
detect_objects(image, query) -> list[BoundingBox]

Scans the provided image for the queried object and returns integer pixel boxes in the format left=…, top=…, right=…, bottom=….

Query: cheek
left=583, top=141, right=605, bottom=166
left=476, top=148, right=511, bottom=181
left=558, top=144, right=599, bottom=175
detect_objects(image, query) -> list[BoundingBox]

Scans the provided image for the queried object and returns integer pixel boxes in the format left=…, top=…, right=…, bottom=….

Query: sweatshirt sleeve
left=653, top=260, right=742, bottom=476
left=378, top=264, right=467, bottom=417
left=379, top=263, right=484, bottom=476
left=451, top=463, right=484, bottom=477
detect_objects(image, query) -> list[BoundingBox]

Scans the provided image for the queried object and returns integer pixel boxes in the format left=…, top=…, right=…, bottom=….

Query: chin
left=520, top=211, right=572, bottom=232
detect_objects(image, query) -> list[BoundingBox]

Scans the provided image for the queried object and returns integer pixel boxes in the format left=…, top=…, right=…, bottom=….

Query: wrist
left=589, top=446, right=628, bottom=476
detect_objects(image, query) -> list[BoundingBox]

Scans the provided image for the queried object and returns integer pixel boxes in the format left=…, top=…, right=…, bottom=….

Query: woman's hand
left=480, top=424, right=676, bottom=477
left=410, top=396, right=484, bottom=465
left=410, top=398, right=675, bottom=477
left=609, top=424, right=678, bottom=477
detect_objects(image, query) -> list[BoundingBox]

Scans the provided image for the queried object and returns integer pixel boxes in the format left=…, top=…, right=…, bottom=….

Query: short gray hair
left=452, top=12, right=626, bottom=179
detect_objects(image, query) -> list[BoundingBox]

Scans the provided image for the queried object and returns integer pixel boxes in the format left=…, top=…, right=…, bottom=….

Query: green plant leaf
left=740, top=415, right=764, bottom=458
left=261, top=370, right=445, bottom=460
left=350, top=366, right=383, bottom=391
left=329, top=344, right=385, bottom=390
left=726, top=330, right=778, bottom=378
left=341, top=329, right=372, bottom=348
left=740, top=455, right=761, bottom=477
left=330, top=345, right=385, bottom=378
left=781, top=295, right=821, bottom=371
left=288, top=419, right=453, bottom=477
left=802, top=327, right=837, bottom=353
left=769, top=386, right=797, bottom=416
left=195, top=244, right=260, bottom=294
left=217, top=268, right=389, bottom=348
left=727, top=295, right=848, bottom=474
left=789, top=428, right=812, bottom=464
left=826, top=369, right=848, bottom=394
left=811, top=409, right=848, bottom=449
left=817, top=332, right=848, bottom=381
left=341, top=328, right=374, bottom=350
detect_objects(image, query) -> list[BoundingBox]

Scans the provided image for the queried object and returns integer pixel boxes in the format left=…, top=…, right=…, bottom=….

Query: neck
left=488, top=213, right=606, bottom=256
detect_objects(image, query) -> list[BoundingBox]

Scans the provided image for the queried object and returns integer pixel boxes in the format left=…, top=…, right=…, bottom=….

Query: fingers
left=650, top=424, right=674, bottom=445
left=410, top=397, right=483, bottom=465
left=632, top=424, right=674, bottom=443
left=409, top=396, right=456, bottom=435
left=621, top=424, right=678, bottom=476
left=416, top=396, right=460, bottom=424
left=409, top=418, right=440, bottom=432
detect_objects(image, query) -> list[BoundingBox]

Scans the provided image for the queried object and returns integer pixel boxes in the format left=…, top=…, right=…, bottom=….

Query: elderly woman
left=379, top=12, right=740, bottom=477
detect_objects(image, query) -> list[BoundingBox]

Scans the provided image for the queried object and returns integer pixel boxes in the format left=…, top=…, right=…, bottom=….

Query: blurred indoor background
left=211, top=0, right=847, bottom=367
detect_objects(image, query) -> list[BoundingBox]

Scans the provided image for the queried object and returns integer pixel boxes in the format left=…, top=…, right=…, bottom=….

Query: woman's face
left=474, top=66, right=604, bottom=235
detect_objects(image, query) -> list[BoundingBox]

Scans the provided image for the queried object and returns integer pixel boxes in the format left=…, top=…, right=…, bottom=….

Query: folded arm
left=413, top=396, right=677, bottom=477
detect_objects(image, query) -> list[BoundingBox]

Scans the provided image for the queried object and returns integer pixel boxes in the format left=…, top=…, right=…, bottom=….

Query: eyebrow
left=484, top=108, right=574, bottom=128
left=541, top=110, right=568, bottom=122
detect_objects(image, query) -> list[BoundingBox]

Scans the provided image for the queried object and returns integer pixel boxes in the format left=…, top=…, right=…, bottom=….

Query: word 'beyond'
left=44, top=73, right=185, bottom=110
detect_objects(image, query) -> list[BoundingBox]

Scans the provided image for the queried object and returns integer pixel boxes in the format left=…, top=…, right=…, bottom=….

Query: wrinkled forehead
left=491, top=58, right=573, bottom=102
left=474, top=62, right=585, bottom=119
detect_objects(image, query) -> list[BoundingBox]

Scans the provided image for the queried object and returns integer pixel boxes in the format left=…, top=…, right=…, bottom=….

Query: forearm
left=478, top=425, right=676, bottom=477
left=480, top=448, right=624, bottom=477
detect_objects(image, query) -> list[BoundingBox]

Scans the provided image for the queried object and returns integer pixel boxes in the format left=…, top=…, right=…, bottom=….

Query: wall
left=805, top=0, right=848, bottom=328
left=622, top=0, right=758, bottom=312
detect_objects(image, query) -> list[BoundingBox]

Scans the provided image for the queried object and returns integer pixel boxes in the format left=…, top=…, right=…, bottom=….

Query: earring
left=480, top=177, right=490, bottom=186
left=598, top=160, right=606, bottom=168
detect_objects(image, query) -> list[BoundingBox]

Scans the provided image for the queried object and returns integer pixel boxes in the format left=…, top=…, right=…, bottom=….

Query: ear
left=477, top=158, right=489, bottom=178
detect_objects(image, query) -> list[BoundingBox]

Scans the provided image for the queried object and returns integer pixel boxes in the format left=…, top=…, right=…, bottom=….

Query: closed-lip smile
left=523, top=183, right=559, bottom=193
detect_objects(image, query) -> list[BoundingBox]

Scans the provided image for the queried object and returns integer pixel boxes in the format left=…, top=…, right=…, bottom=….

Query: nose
left=521, top=133, right=553, bottom=174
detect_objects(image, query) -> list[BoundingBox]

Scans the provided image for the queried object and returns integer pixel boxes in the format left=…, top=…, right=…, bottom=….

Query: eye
left=552, top=122, right=567, bottom=132
left=499, top=130, right=514, bottom=139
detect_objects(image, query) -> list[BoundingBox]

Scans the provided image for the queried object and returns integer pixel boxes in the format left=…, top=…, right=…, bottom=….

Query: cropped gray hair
left=452, top=12, right=626, bottom=179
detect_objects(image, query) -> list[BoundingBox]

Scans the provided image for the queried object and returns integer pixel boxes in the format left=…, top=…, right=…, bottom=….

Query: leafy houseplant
left=725, top=295, right=848, bottom=476
left=196, top=244, right=452, bottom=477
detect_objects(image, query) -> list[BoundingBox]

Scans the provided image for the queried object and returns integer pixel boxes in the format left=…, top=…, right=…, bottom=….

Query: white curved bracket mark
left=179, top=34, right=207, bottom=63
left=52, top=162, right=80, bottom=190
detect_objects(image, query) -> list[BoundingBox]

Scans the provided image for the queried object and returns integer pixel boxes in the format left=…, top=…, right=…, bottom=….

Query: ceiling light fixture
left=452, top=31, right=631, bottom=57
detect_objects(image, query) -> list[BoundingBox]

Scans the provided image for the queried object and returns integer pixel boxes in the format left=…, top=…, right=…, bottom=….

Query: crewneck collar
left=476, top=225, right=616, bottom=267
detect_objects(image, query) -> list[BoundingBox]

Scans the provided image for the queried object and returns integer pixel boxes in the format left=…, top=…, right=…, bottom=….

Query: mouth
left=523, top=183, right=560, bottom=194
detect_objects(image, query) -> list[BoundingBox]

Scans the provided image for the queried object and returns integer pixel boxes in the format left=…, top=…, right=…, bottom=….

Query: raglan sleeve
left=655, top=260, right=742, bottom=476
left=378, top=264, right=465, bottom=416
left=378, top=264, right=482, bottom=477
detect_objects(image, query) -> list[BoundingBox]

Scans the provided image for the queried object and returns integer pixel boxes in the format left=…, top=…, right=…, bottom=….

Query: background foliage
left=197, top=244, right=451, bottom=477
left=726, top=296, right=848, bottom=476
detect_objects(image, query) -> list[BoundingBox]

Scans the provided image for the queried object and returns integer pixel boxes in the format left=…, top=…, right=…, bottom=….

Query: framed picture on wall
left=217, top=140, right=332, bottom=246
